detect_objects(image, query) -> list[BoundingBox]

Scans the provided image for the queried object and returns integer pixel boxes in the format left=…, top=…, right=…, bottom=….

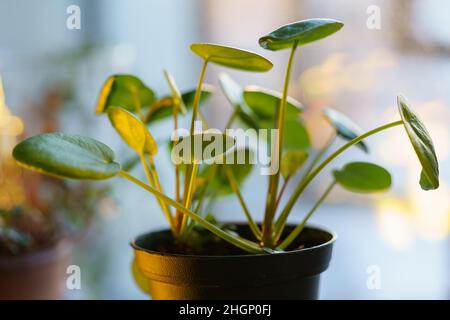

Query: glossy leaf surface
left=13, top=133, right=120, bottom=180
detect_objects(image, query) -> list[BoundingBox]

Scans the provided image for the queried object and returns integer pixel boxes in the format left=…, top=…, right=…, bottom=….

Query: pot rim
left=131, top=223, right=337, bottom=259
left=0, top=238, right=73, bottom=269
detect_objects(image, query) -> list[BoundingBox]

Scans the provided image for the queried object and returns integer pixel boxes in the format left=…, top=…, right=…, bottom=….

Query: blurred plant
left=12, top=19, right=440, bottom=254
left=0, top=72, right=110, bottom=256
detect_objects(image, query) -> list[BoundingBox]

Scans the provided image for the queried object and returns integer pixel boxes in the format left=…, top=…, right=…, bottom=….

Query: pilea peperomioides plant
left=12, top=19, right=439, bottom=256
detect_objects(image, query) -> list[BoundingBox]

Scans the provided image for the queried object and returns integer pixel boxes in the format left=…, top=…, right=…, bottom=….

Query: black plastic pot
left=132, top=224, right=336, bottom=300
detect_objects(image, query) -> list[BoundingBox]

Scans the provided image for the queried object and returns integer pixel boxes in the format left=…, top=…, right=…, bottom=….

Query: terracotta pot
left=0, top=240, right=73, bottom=300
left=132, top=224, right=336, bottom=300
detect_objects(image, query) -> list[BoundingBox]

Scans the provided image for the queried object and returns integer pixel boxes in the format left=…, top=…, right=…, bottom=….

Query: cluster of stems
left=119, top=46, right=403, bottom=252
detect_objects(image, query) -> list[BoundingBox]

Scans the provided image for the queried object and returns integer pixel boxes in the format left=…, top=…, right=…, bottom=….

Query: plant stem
left=224, top=166, right=262, bottom=241
left=274, top=120, right=403, bottom=238
left=302, top=133, right=336, bottom=181
left=190, top=59, right=209, bottom=137
left=183, top=59, right=209, bottom=216
left=275, top=176, right=290, bottom=210
left=139, top=154, right=175, bottom=232
left=180, top=162, right=199, bottom=235
left=194, top=164, right=218, bottom=214
left=172, top=109, right=183, bottom=230
left=262, top=42, right=298, bottom=247
left=274, top=134, right=335, bottom=226
left=278, top=180, right=336, bottom=250
left=118, top=171, right=266, bottom=254
left=190, top=109, right=237, bottom=216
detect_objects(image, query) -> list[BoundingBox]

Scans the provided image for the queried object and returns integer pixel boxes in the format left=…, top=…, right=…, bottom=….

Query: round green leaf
left=260, top=119, right=310, bottom=150
left=281, top=150, right=308, bottom=179
left=145, top=84, right=214, bottom=124
left=96, top=75, right=155, bottom=114
left=163, top=70, right=187, bottom=115
left=259, top=18, right=344, bottom=51
left=12, top=133, right=120, bottom=180
left=323, top=108, right=368, bottom=153
left=218, top=73, right=260, bottom=129
left=190, top=43, right=273, bottom=72
left=171, top=133, right=236, bottom=164
left=397, top=95, right=439, bottom=190
left=333, top=162, right=391, bottom=193
left=108, top=107, right=157, bottom=156
left=243, top=85, right=303, bottom=120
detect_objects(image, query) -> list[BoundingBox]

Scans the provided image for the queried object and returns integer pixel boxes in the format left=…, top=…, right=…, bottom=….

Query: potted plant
left=11, top=19, right=440, bottom=299
left=0, top=79, right=109, bottom=299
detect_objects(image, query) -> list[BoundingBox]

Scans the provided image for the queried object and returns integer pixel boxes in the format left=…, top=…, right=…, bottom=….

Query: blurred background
left=0, top=0, right=449, bottom=299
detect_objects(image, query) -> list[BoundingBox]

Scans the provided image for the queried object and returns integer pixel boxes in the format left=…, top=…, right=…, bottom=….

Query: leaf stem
left=190, top=59, right=209, bottom=136
left=183, top=59, right=209, bottom=215
left=194, top=164, right=218, bottom=214
left=302, top=133, right=336, bottom=181
left=180, top=162, right=199, bottom=235
left=224, top=166, right=262, bottom=240
left=275, top=120, right=403, bottom=238
left=118, top=171, right=266, bottom=253
left=278, top=180, right=336, bottom=250
left=274, top=134, right=335, bottom=227
left=275, top=176, right=290, bottom=210
left=262, top=42, right=298, bottom=247
left=172, top=109, right=183, bottom=230
left=190, top=108, right=237, bottom=216
left=139, top=154, right=175, bottom=232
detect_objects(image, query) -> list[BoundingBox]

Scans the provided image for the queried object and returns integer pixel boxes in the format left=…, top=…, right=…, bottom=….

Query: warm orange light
left=0, top=75, right=26, bottom=210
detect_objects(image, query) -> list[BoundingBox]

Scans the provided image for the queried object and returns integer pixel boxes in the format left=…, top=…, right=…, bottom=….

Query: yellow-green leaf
left=281, top=150, right=308, bottom=179
left=96, top=75, right=155, bottom=114
left=108, top=107, right=157, bottom=155
left=145, top=84, right=214, bottom=124
left=191, top=43, right=273, bottom=72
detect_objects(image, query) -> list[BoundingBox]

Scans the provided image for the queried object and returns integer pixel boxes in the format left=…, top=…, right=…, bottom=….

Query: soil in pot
left=132, top=224, right=336, bottom=300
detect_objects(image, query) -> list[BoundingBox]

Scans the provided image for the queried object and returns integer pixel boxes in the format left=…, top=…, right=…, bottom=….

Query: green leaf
left=145, top=84, right=214, bottom=124
left=171, top=133, right=236, bottom=164
left=281, top=150, right=308, bottom=179
left=201, top=148, right=255, bottom=196
left=12, top=133, right=120, bottom=180
left=218, top=73, right=259, bottom=129
left=259, top=18, right=344, bottom=51
left=96, top=75, right=155, bottom=114
left=333, top=162, right=391, bottom=193
left=323, top=107, right=368, bottom=153
left=243, top=85, right=303, bottom=121
left=260, top=119, right=310, bottom=150
left=163, top=70, right=187, bottom=115
left=397, top=95, right=439, bottom=190
left=190, top=43, right=273, bottom=72
left=108, top=107, right=157, bottom=156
